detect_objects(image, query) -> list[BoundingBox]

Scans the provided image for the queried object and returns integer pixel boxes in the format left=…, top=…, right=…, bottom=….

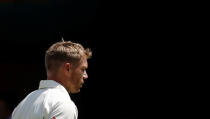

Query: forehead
left=78, top=56, right=88, bottom=68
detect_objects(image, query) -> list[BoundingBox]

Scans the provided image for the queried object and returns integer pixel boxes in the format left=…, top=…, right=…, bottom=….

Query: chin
left=71, top=89, right=80, bottom=94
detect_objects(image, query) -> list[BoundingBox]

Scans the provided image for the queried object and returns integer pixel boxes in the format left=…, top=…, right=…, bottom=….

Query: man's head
left=45, top=40, right=92, bottom=93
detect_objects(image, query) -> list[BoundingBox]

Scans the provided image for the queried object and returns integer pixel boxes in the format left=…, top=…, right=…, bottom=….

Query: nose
left=83, top=70, right=88, bottom=79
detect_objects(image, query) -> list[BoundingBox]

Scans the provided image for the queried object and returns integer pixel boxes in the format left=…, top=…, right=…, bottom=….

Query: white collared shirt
left=12, top=80, right=78, bottom=119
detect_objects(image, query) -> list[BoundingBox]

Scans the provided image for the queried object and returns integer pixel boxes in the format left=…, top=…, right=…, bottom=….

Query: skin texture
left=47, top=55, right=88, bottom=94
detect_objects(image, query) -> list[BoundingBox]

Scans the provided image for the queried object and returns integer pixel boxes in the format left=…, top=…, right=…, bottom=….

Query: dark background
left=0, top=0, right=182, bottom=119
left=0, top=0, right=142, bottom=119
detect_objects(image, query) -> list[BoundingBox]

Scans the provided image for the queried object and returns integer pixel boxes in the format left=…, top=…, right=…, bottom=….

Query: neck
left=47, top=71, right=70, bottom=93
left=47, top=71, right=59, bottom=81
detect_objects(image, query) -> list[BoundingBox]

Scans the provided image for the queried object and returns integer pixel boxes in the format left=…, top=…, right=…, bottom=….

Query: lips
left=80, top=84, right=83, bottom=88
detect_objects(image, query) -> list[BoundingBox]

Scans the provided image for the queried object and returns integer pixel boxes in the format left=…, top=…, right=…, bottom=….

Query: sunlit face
left=66, top=56, right=88, bottom=93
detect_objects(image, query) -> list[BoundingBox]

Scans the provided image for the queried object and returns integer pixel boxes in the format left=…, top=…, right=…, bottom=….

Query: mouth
left=80, top=84, right=83, bottom=88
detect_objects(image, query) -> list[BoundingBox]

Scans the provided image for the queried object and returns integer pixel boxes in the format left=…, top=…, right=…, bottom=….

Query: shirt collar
left=39, top=80, right=70, bottom=97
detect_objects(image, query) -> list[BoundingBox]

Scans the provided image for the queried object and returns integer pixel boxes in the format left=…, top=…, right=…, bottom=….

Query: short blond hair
left=45, top=41, right=92, bottom=71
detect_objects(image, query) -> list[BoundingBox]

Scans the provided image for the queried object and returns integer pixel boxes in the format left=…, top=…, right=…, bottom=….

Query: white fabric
left=12, top=80, right=78, bottom=119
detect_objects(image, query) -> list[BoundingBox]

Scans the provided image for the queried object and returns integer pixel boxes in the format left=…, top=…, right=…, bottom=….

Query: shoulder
left=44, top=87, right=71, bottom=104
left=43, top=88, right=78, bottom=119
left=43, top=88, right=76, bottom=111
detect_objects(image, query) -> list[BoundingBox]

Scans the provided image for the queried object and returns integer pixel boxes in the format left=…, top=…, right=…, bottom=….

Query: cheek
left=76, top=70, right=83, bottom=78
left=72, top=72, right=82, bottom=82
left=78, top=74, right=83, bottom=81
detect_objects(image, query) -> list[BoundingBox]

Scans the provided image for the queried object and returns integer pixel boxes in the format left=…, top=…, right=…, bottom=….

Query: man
left=12, top=40, right=92, bottom=119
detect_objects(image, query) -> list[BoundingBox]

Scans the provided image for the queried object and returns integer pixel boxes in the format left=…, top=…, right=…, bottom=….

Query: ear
left=64, top=63, right=71, bottom=72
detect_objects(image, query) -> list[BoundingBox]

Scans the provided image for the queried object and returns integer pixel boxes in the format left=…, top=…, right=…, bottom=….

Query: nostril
left=83, top=71, right=88, bottom=79
left=84, top=75, right=88, bottom=79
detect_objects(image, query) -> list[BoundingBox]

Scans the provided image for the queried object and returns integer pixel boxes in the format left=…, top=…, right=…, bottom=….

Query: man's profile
left=12, top=40, right=92, bottom=119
